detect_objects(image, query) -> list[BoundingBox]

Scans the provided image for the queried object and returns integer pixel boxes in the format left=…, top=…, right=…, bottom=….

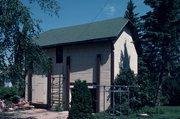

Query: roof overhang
left=41, top=37, right=115, bottom=49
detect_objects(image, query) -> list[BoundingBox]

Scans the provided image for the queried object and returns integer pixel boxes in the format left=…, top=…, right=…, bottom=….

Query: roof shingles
left=36, top=17, right=129, bottom=47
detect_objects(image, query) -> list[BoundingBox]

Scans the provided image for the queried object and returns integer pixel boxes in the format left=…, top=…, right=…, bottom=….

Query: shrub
left=68, top=80, right=94, bottom=119
left=114, top=69, right=141, bottom=112
left=11, top=95, right=20, bottom=104
left=0, top=86, right=19, bottom=104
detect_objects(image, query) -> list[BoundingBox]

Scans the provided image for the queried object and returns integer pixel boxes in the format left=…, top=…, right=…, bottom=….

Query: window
left=56, top=46, right=63, bottom=63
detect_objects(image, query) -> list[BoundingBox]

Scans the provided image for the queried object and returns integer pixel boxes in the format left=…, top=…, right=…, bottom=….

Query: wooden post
left=96, top=54, right=101, bottom=112
left=66, top=56, right=70, bottom=109
left=27, top=69, right=32, bottom=103
left=47, top=59, right=52, bottom=109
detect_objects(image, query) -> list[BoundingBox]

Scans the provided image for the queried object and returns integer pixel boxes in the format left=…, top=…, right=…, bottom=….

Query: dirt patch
left=1, top=109, right=68, bottom=119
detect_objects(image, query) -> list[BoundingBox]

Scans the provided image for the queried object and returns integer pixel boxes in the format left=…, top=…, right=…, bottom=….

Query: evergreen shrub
left=114, top=69, right=141, bottom=112
left=68, top=80, right=94, bottom=119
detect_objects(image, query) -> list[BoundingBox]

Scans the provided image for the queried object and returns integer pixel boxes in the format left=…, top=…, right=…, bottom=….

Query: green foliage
left=136, top=73, right=157, bottom=106
left=113, top=68, right=166, bottom=111
left=124, top=0, right=139, bottom=28
left=141, top=0, right=180, bottom=105
left=0, top=0, right=59, bottom=96
left=114, top=69, right=136, bottom=85
left=29, top=0, right=60, bottom=16
left=124, top=0, right=142, bottom=55
left=0, top=78, right=3, bottom=86
left=0, top=86, right=20, bottom=104
left=163, top=77, right=180, bottom=105
left=68, top=80, right=94, bottom=119
left=114, top=69, right=141, bottom=112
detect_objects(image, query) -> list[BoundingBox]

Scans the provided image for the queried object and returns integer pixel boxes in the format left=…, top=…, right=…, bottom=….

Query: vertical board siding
left=31, top=75, right=47, bottom=104
left=63, top=42, right=111, bottom=112
left=114, top=27, right=138, bottom=78
left=63, top=42, right=111, bottom=84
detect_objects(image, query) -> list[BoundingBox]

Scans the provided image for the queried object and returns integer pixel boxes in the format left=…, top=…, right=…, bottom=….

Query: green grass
left=94, top=106, right=180, bottom=119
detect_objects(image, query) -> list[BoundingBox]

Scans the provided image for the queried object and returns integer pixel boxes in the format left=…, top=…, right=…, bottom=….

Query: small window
left=56, top=46, right=63, bottom=63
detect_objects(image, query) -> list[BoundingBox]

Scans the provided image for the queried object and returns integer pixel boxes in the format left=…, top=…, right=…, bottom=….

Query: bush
left=0, top=86, right=19, bottom=104
left=114, top=69, right=141, bottom=112
left=11, top=95, right=20, bottom=104
left=68, top=80, right=94, bottom=119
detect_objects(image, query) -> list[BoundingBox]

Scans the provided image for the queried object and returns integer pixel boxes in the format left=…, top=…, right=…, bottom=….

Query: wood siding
left=63, top=42, right=111, bottom=112
left=63, top=42, right=111, bottom=84
left=114, top=27, right=138, bottom=78
left=31, top=75, right=47, bottom=104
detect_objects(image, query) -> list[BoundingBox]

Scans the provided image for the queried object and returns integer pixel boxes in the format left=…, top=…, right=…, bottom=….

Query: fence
left=95, top=85, right=139, bottom=116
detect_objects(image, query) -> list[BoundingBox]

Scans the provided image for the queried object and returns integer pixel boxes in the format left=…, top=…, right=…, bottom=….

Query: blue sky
left=24, top=0, right=151, bottom=32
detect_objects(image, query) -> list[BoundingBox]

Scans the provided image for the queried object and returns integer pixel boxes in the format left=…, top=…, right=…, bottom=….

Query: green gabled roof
left=36, top=17, right=129, bottom=47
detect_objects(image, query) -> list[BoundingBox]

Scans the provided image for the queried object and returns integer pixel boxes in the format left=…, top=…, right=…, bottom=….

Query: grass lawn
left=94, top=106, right=180, bottom=119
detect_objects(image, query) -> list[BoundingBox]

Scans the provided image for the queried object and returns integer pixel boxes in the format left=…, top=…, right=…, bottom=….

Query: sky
left=23, top=0, right=151, bottom=32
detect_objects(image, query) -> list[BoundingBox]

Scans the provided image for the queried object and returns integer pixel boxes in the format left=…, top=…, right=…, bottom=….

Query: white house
left=26, top=17, right=139, bottom=112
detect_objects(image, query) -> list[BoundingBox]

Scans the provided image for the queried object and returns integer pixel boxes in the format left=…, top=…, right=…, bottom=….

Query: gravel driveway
left=1, top=109, right=68, bottom=119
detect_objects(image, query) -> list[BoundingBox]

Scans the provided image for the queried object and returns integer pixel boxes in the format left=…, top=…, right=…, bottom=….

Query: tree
left=122, top=1, right=153, bottom=109
left=68, top=80, right=94, bottom=119
left=124, top=0, right=142, bottom=55
left=0, top=0, right=60, bottom=95
left=141, top=0, right=180, bottom=105
left=124, top=0, right=139, bottom=28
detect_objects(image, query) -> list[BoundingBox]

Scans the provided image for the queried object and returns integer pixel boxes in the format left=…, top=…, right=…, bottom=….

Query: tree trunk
left=155, top=83, right=162, bottom=106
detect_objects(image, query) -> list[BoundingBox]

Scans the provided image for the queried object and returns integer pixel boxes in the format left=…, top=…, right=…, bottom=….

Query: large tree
left=141, top=0, right=180, bottom=105
left=0, top=0, right=60, bottom=95
left=124, top=0, right=142, bottom=55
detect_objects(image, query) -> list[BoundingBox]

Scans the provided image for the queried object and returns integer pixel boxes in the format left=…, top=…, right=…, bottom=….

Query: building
left=26, top=17, right=139, bottom=112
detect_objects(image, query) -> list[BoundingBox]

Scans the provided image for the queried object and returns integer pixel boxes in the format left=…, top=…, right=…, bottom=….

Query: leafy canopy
left=0, top=0, right=60, bottom=93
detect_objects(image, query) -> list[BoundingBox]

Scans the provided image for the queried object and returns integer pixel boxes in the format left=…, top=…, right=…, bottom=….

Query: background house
left=26, top=17, right=138, bottom=112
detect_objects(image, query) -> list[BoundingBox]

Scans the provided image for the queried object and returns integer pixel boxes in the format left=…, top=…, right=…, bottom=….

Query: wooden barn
left=26, top=17, right=139, bottom=112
